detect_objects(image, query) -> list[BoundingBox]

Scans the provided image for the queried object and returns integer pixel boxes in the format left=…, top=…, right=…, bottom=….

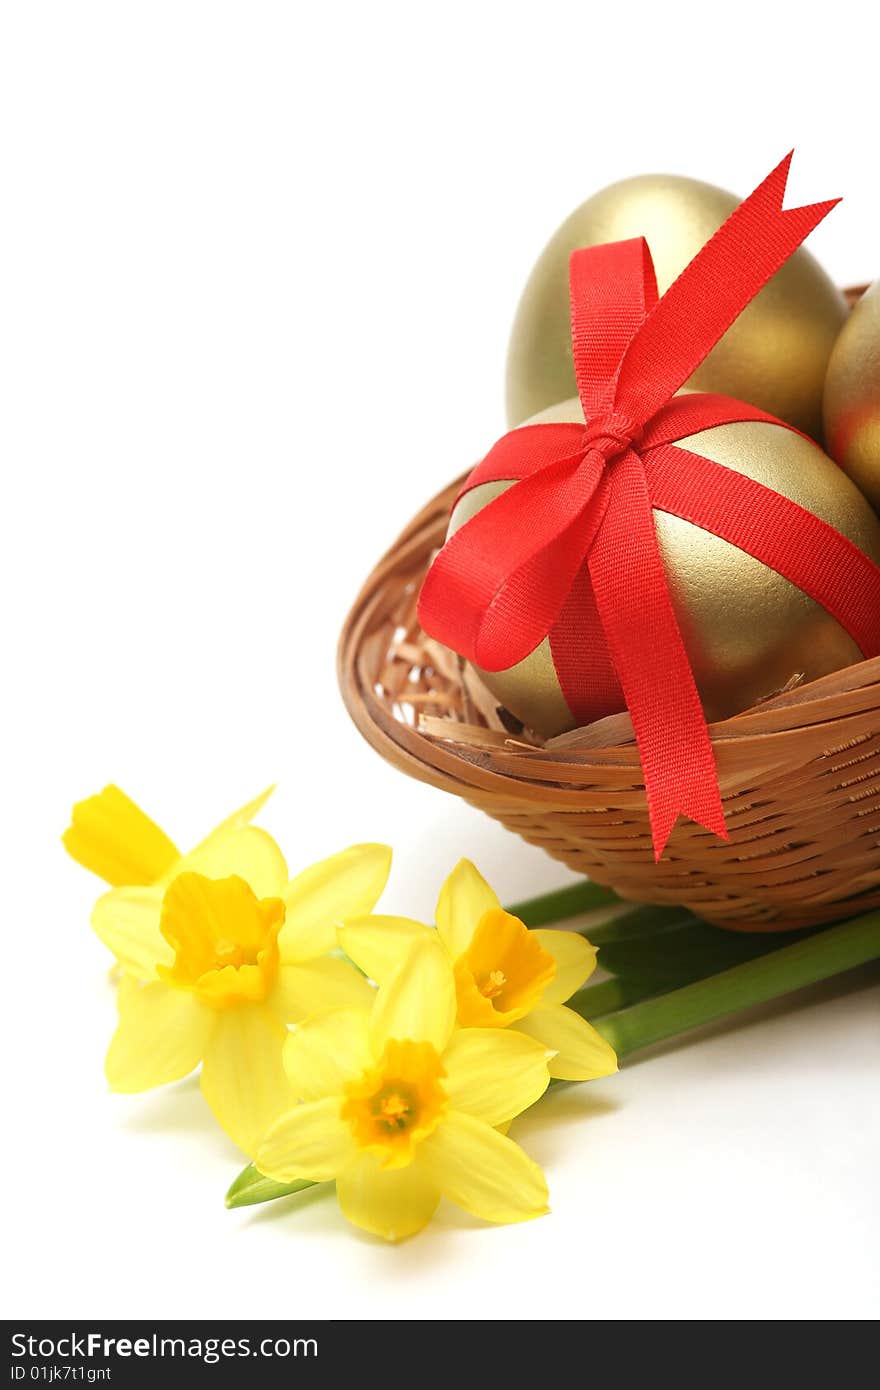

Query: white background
left=3, top=1, right=878, bottom=1322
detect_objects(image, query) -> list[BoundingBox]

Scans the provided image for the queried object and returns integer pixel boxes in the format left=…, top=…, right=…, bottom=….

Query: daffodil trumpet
left=227, top=909, right=880, bottom=1211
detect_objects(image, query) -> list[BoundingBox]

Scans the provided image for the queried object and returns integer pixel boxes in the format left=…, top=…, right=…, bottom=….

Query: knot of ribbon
left=418, top=154, right=880, bottom=858
left=580, top=410, right=641, bottom=460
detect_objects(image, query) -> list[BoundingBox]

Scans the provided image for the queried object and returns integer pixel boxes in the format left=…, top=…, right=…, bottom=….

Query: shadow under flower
left=117, top=1073, right=238, bottom=1160
left=507, top=1081, right=620, bottom=1168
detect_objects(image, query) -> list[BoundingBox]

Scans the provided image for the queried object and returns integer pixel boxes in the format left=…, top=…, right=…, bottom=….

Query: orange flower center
left=156, top=872, right=284, bottom=1009
left=340, top=1039, right=447, bottom=1169
left=454, top=909, right=555, bottom=1027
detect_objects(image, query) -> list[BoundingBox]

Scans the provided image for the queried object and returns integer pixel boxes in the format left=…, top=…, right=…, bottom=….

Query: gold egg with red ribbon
left=824, top=280, right=880, bottom=510
left=448, top=396, right=880, bottom=739
left=506, top=173, right=846, bottom=439
left=420, top=156, right=880, bottom=857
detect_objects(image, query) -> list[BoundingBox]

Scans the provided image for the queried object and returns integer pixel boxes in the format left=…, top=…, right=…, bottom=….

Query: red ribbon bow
left=418, top=155, right=880, bottom=858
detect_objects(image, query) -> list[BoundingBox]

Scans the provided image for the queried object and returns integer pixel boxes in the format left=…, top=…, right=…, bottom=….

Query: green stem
left=573, top=976, right=645, bottom=1016
left=590, top=911, right=880, bottom=1059
left=505, top=879, right=617, bottom=926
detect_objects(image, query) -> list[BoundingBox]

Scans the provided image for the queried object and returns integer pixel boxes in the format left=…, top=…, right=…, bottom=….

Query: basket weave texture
left=338, top=289, right=880, bottom=933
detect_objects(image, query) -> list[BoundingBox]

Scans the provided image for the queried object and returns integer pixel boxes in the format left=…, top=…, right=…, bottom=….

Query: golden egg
left=824, top=280, right=880, bottom=510
left=506, top=174, right=846, bottom=440
left=449, top=398, right=880, bottom=737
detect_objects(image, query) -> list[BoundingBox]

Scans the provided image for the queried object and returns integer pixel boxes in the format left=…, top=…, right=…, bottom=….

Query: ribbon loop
left=418, top=155, right=859, bottom=860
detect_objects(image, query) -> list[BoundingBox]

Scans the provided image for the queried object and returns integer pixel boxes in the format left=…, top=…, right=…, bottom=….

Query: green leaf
left=585, top=903, right=688, bottom=946
left=572, top=920, right=822, bottom=1021
left=596, top=919, right=817, bottom=992
left=225, top=1163, right=318, bottom=1209
left=591, top=910, right=880, bottom=1060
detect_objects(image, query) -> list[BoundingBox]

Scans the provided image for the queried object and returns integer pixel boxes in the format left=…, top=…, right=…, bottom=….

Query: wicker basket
left=338, top=289, right=880, bottom=933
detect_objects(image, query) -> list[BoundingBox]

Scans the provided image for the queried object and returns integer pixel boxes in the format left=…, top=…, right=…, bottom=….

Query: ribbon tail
left=550, top=560, right=622, bottom=725
left=588, top=449, right=727, bottom=859
left=612, top=152, right=840, bottom=424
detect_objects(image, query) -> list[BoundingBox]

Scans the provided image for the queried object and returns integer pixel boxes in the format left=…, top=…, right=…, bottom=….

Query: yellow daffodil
left=63, top=783, right=276, bottom=890
left=64, top=784, right=391, bottom=1153
left=256, top=938, right=552, bottom=1240
left=339, top=859, right=617, bottom=1082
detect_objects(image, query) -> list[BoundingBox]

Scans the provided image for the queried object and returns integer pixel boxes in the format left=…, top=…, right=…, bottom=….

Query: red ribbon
left=418, top=155, right=880, bottom=858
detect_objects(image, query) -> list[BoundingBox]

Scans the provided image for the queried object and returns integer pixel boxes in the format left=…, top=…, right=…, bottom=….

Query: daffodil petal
left=442, top=1028, right=552, bottom=1126
left=282, top=1009, right=372, bottom=1102
left=198, top=786, right=275, bottom=839
left=63, top=785, right=181, bottom=886
left=105, top=982, right=213, bottom=1091
left=532, top=929, right=598, bottom=1003
left=370, top=938, right=456, bottom=1056
left=435, top=859, right=500, bottom=959
left=256, top=1097, right=355, bottom=1183
left=269, top=957, right=375, bottom=1024
left=337, top=916, right=431, bottom=983
left=278, top=843, right=393, bottom=963
left=200, top=1004, right=293, bottom=1156
left=175, top=825, right=288, bottom=898
left=336, top=1151, right=440, bottom=1241
left=91, top=886, right=172, bottom=979
left=515, top=1002, right=618, bottom=1081
left=420, top=1111, right=549, bottom=1225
